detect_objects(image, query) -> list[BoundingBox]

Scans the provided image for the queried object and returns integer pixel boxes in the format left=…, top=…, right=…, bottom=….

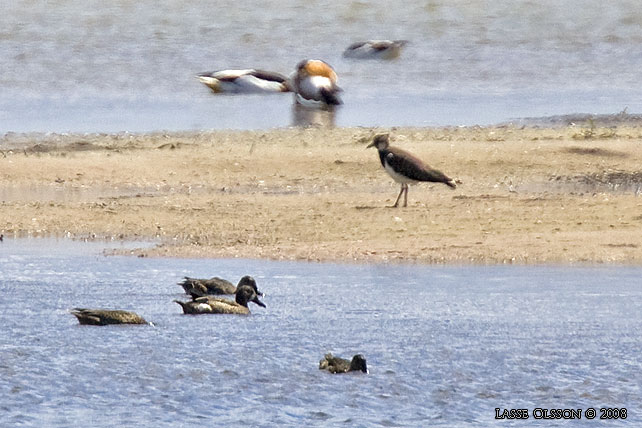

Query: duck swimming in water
left=178, top=275, right=263, bottom=298
left=319, top=353, right=368, bottom=374
left=174, top=284, right=266, bottom=315
left=70, top=309, right=151, bottom=326
left=291, top=59, right=342, bottom=108
left=343, top=40, right=408, bottom=60
left=196, top=69, right=291, bottom=94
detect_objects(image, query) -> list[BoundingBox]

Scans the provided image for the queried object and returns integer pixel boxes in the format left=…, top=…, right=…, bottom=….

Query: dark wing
left=386, top=148, right=455, bottom=185
left=250, top=70, right=288, bottom=83
left=346, top=41, right=367, bottom=50
left=201, top=277, right=236, bottom=294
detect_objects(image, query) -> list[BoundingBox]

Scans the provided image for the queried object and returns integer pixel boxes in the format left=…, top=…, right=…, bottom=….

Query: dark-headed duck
left=319, top=353, right=368, bottom=374
left=175, top=285, right=266, bottom=315
left=179, top=275, right=263, bottom=298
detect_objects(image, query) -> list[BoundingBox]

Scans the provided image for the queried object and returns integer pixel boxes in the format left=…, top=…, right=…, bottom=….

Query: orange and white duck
left=196, top=69, right=291, bottom=94
left=343, top=40, right=408, bottom=60
left=291, top=59, right=342, bottom=107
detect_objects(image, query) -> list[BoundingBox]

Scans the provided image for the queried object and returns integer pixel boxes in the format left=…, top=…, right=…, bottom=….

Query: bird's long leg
left=391, top=184, right=404, bottom=208
left=403, top=184, right=409, bottom=207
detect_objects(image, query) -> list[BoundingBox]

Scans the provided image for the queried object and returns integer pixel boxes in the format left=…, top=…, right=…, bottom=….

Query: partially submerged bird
left=343, top=40, right=408, bottom=60
left=319, top=353, right=368, bottom=374
left=178, top=275, right=263, bottom=298
left=196, top=69, right=291, bottom=94
left=70, top=308, right=150, bottom=326
left=367, top=134, right=456, bottom=207
left=174, top=284, right=266, bottom=315
left=291, top=59, right=342, bottom=108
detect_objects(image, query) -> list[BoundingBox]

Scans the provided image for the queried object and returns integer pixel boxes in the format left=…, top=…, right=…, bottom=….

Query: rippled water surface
left=1, top=238, right=641, bottom=426
left=3, top=1, right=642, bottom=132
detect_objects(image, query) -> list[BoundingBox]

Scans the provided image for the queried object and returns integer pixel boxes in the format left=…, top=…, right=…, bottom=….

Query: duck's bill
left=252, top=296, right=266, bottom=308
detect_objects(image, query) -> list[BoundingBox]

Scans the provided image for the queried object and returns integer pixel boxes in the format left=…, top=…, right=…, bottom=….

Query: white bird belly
left=384, top=163, right=417, bottom=184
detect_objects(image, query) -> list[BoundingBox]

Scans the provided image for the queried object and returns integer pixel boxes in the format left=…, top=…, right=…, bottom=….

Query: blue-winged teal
left=179, top=275, right=263, bottom=298
left=367, top=133, right=456, bottom=207
left=174, top=285, right=266, bottom=315
left=70, top=308, right=150, bottom=326
left=319, top=353, right=368, bottom=374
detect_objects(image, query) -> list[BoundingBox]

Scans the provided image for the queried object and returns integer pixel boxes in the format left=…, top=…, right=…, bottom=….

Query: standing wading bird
left=367, top=134, right=456, bottom=207
left=291, top=59, right=342, bottom=107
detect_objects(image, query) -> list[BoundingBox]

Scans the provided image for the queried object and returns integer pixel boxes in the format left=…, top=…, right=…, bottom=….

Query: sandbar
left=1, top=123, right=641, bottom=264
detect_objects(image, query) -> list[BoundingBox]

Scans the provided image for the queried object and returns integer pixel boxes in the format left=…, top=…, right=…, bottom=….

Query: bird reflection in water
left=291, top=103, right=336, bottom=128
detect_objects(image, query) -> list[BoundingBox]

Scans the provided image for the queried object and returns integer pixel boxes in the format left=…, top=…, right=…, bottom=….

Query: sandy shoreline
left=1, top=124, right=642, bottom=264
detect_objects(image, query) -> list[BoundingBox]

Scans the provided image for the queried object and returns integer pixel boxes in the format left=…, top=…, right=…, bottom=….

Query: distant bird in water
left=196, top=69, right=291, bottom=93
left=70, top=309, right=151, bottom=326
left=367, top=134, right=456, bottom=207
left=343, top=40, right=408, bottom=60
left=291, top=59, right=342, bottom=108
left=174, top=285, right=266, bottom=315
left=178, top=275, right=263, bottom=298
left=319, top=353, right=368, bottom=374
left=0, top=234, right=3, bottom=242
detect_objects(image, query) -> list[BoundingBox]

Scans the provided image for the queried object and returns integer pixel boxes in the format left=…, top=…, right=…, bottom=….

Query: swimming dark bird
left=343, top=40, right=408, bottom=60
left=319, top=353, right=368, bottom=374
left=367, top=133, right=456, bottom=207
left=70, top=308, right=150, bottom=326
left=178, top=275, right=263, bottom=298
left=174, top=284, right=266, bottom=315
left=291, top=59, right=342, bottom=107
left=196, top=69, right=291, bottom=93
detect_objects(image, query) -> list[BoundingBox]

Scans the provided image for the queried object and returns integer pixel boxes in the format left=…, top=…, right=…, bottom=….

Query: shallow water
left=0, top=238, right=640, bottom=426
left=3, top=1, right=642, bottom=133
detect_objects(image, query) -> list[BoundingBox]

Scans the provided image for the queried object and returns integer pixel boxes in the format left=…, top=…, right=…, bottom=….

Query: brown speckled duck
left=70, top=309, right=151, bottom=326
left=174, top=285, right=266, bottom=315
left=319, top=353, right=368, bottom=374
left=178, top=275, right=263, bottom=298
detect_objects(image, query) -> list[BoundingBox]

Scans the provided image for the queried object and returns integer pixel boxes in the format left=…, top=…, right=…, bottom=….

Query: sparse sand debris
left=1, top=126, right=642, bottom=264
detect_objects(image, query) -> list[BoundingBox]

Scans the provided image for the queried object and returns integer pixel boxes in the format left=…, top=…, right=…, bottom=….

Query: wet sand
left=1, top=124, right=642, bottom=264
